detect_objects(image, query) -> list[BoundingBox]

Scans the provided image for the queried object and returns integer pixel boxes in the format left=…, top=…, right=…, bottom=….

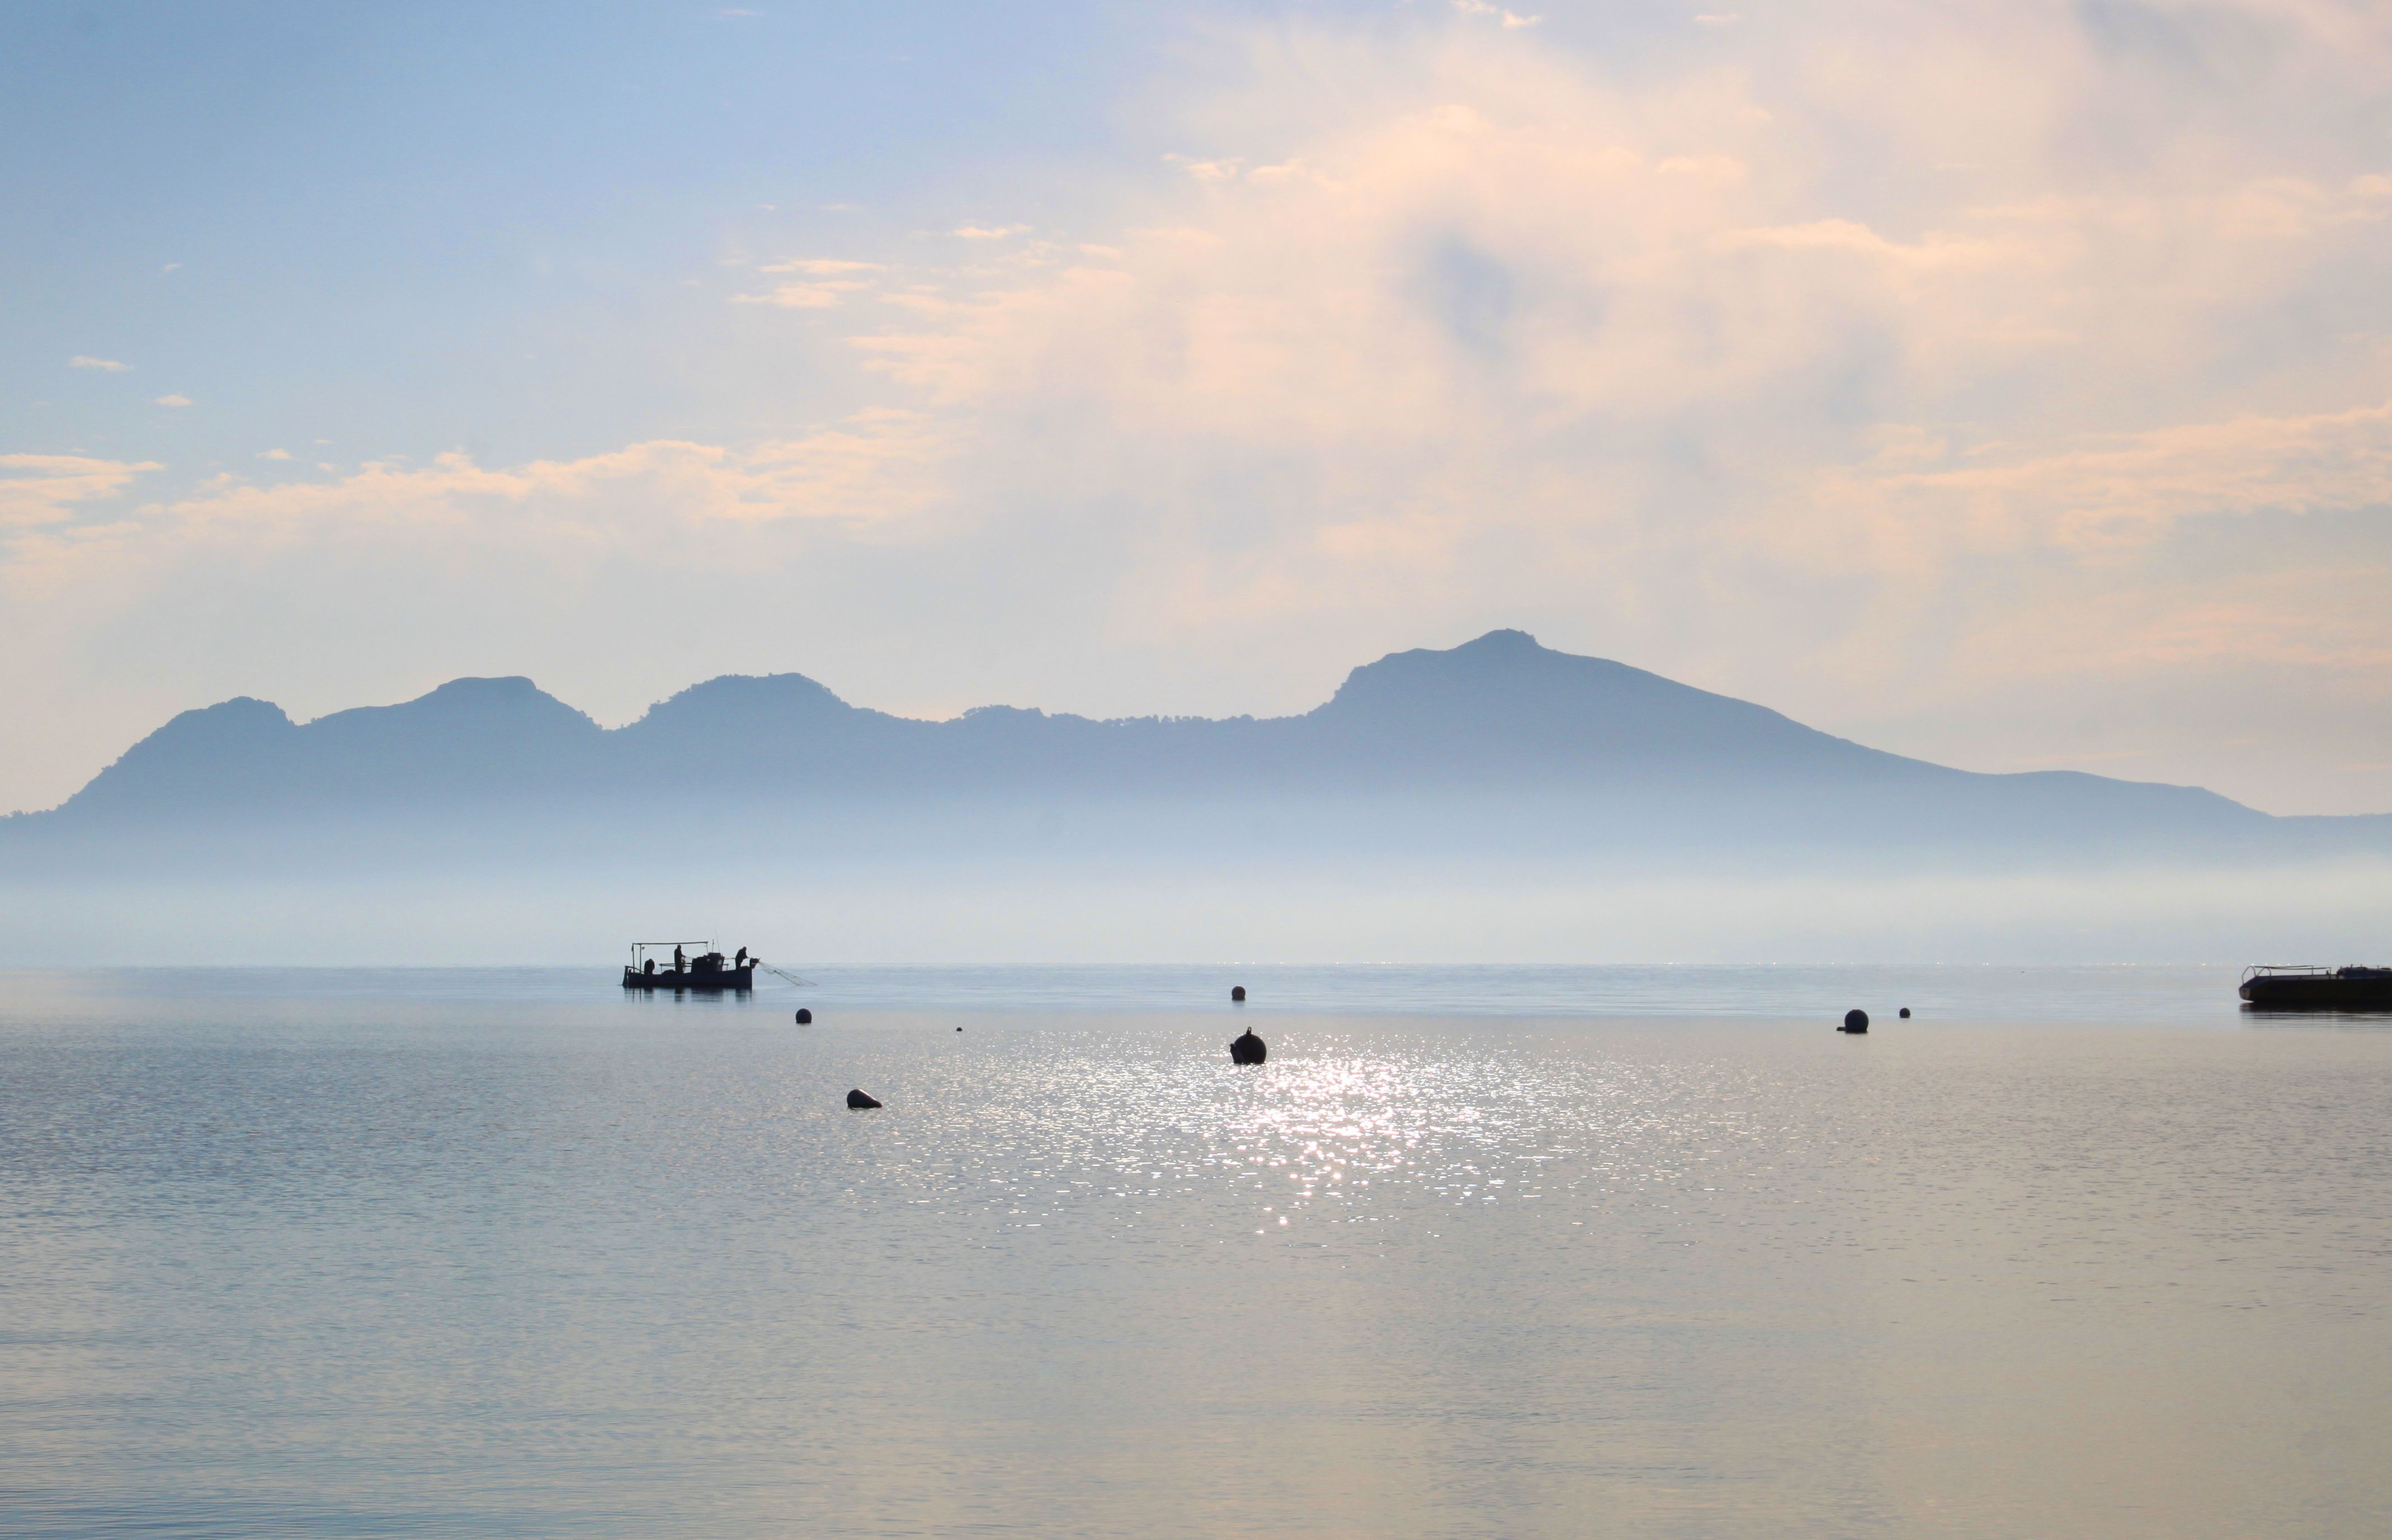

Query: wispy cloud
left=951, top=224, right=1031, bottom=240
left=0, top=454, right=159, bottom=528
left=733, top=281, right=872, bottom=309
left=258, top=448, right=292, bottom=461
left=1452, top=0, right=1542, bottom=26
left=1165, top=154, right=1244, bottom=183
left=154, top=394, right=192, bottom=408
left=69, top=356, right=131, bottom=372
left=760, top=258, right=886, bottom=276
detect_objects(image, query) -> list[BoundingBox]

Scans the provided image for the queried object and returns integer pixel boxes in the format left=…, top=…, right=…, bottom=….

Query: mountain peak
left=626, top=672, right=854, bottom=736
left=419, top=675, right=546, bottom=702
left=1456, top=627, right=1542, bottom=652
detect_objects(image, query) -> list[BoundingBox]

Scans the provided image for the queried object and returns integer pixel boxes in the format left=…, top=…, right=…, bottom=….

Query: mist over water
left=6, top=857, right=2390, bottom=966
left=4, top=967, right=2387, bottom=1538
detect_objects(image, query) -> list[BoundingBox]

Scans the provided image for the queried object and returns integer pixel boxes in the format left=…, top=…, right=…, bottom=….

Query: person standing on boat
left=674, top=945, right=686, bottom=973
left=735, top=947, right=748, bottom=969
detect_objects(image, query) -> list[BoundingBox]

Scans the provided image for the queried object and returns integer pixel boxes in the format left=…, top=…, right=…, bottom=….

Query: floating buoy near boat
left=1230, top=1028, right=1267, bottom=1065
left=847, top=1088, right=881, bottom=1109
left=1841, top=1009, right=1869, bottom=1034
left=795, top=1008, right=813, bottom=1024
left=1232, top=985, right=1247, bottom=1003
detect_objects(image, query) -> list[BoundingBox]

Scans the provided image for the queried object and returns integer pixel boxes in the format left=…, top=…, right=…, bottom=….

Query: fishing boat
left=623, top=941, right=756, bottom=993
left=2239, top=965, right=2392, bottom=1011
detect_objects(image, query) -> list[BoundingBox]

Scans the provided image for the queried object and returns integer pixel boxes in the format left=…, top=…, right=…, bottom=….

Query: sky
left=6, top=0, right=2390, bottom=818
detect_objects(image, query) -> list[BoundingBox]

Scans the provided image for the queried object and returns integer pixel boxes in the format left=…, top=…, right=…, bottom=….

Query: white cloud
left=258, top=448, right=292, bottom=461
left=154, top=394, right=192, bottom=408
left=950, top=224, right=1031, bottom=240
left=69, top=356, right=131, bottom=372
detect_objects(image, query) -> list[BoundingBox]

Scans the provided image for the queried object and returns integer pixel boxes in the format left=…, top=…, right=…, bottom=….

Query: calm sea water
left=2, top=966, right=2386, bottom=1538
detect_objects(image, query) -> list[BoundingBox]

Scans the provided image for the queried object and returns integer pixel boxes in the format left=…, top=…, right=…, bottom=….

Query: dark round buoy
left=1899, top=1007, right=1911, bottom=1019
left=1231, top=985, right=1247, bottom=1003
left=956, top=1026, right=963, bottom=1032
left=795, top=1008, right=813, bottom=1024
left=1841, top=1009, right=1870, bottom=1034
left=846, top=1088, right=882, bottom=1109
left=1229, top=1028, right=1267, bottom=1065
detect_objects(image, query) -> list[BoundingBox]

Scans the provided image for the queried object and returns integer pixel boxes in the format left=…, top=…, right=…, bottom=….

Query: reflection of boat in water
left=2240, top=965, right=2392, bottom=1011
left=623, top=940, right=755, bottom=992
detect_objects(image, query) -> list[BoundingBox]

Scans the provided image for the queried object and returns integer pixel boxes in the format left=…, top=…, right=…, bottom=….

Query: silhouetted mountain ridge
left=16, top=631, right=2352, bottom=865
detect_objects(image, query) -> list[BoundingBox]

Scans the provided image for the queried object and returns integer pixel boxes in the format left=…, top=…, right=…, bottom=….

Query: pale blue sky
left=7, top=0, right=2391, bottom=816
left=11, top=1, right=1177, bottom=464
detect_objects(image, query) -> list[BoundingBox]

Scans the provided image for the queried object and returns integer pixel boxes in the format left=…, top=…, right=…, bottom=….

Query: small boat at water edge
left=2239, top=965, right=2392, bottom=1011
left=624, top=940, right=756, bottom=993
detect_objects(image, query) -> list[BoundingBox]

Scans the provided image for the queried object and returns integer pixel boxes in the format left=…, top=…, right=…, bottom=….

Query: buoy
left=1841, top=1009, right=1869, bottom=1034
left=795, top=1008, right=813, bottom=1024
left=956, top=1026, right=963, bottom=1031
left=846, top=1088, right=882, bottom=1109
left=1898, top=1007, right=1910, bottom=1019
left=1232, top=985, right=1247, bottom=1003
left=1230, top=1028, right=1267, bottom=1065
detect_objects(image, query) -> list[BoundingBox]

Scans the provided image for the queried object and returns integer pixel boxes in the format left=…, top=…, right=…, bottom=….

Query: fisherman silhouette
left=643, top=958, right=655, bottom=976
left=735, top=947, right=748, bottom=968
left=674, top=946, right=686, bottom=972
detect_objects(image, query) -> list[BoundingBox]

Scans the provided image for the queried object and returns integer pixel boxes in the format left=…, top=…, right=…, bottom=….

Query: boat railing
left=2240, top=964, right=2338, bottom=983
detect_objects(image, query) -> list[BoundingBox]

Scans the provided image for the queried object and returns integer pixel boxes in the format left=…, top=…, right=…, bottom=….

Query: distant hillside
left=7, top=630, right=2374, bottom=870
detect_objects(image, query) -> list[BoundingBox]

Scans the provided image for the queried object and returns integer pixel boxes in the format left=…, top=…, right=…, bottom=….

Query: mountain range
left=6, top=630, right=2380, bottom=872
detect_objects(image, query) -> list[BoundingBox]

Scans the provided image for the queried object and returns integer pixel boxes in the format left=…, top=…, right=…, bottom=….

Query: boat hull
left=624, top=965, right=754, bottom=993
left=2240, top=974, right=2392, bottom=1011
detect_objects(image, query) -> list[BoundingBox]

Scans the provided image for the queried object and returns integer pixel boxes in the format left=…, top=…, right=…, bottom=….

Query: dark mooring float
left=622, top=941, right=756, bottom=993
left=2239, top=965, right=2392, bottom=1012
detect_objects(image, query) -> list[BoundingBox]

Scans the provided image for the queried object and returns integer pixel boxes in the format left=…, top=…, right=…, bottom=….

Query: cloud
left=69, top=356, right=131, bottom=372
left=154, top=394, right=192, bottom=408
left=1451, top=0, right=1541, bottom=25
left=0, top=454, right=159, bottom=528
left=1832, top=401, right=2392, bottom=551
left=734, top=281, right=871, bottom=309
left=4, top=413, right=942, bottom=560
left=950, top=224, right=1031, bottom=240
left=1166, top=154, right=1244, bottom=182
left=761, top=258, right=886, bottom=275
